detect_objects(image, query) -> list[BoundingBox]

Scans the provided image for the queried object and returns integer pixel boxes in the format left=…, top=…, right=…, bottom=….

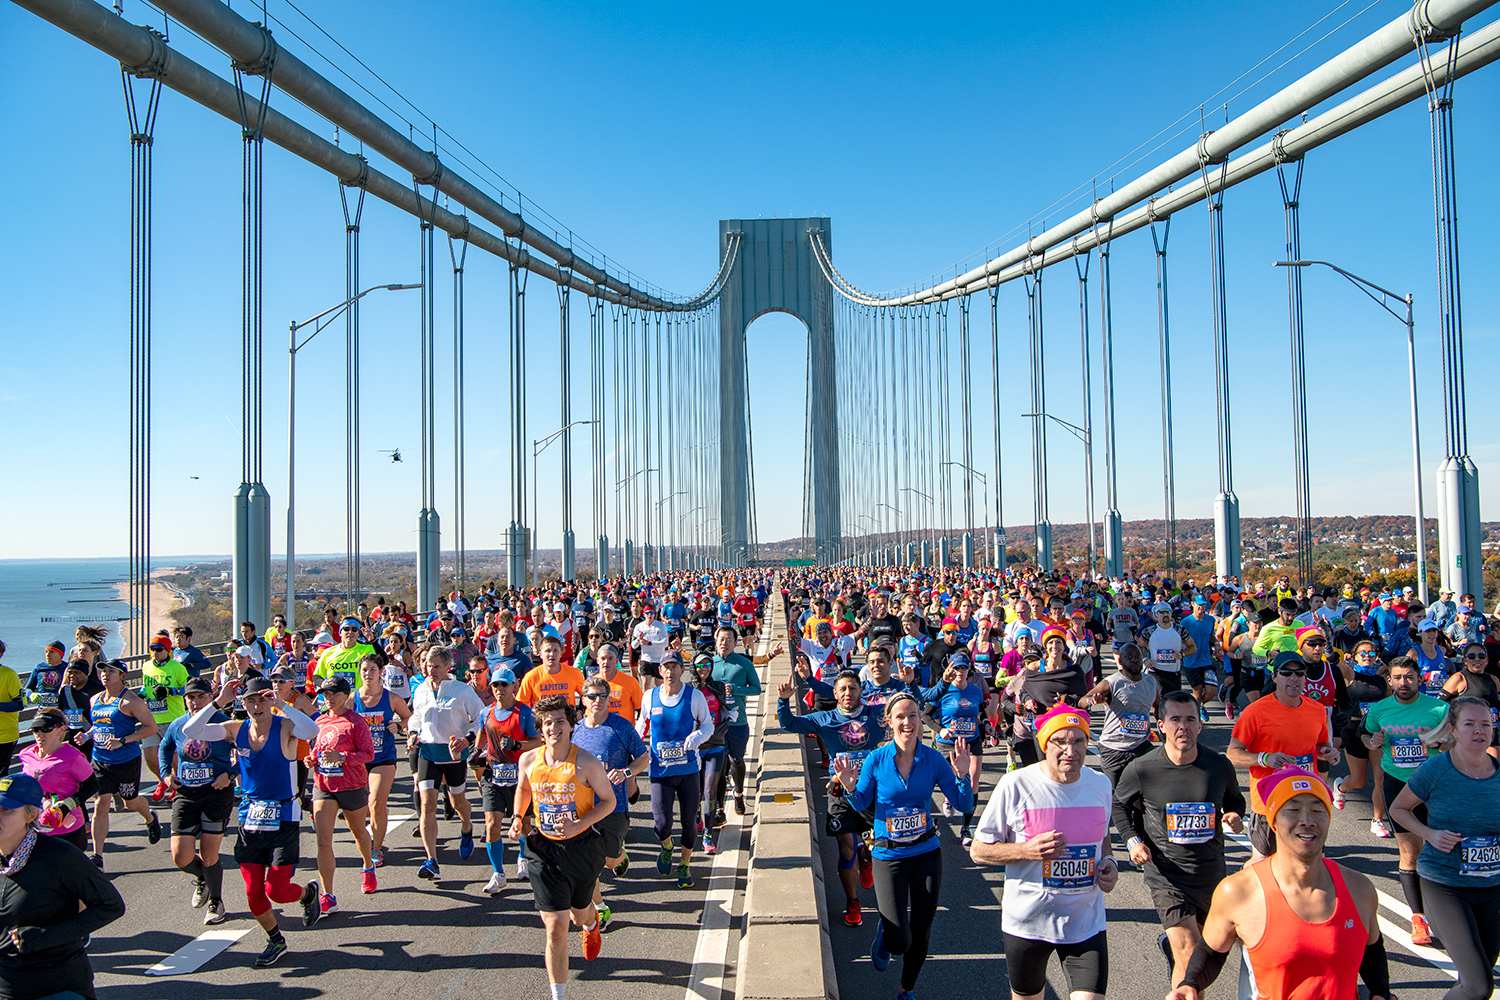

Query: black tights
left=872, top=848, right=943, bottom=992
left=1421, top=877, right=1500, bottom=1000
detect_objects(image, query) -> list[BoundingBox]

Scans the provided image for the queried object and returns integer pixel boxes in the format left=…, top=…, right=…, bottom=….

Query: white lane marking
left=143, top=928, right=249, bottom=976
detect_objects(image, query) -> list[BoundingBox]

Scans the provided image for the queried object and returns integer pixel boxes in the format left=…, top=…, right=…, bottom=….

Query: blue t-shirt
left=1406, top=752, right=1500, bottom=888
left=776, top=700, right=886, bottom=778
left=847, top=742, right=972, bottom=860
left=159, top=711, right=234, bottom=787
left=572, top=714, right=647, bottom=814
left=916, top=680, right=987, bottom=746
left=1181, top=613, right=1216, bottom=669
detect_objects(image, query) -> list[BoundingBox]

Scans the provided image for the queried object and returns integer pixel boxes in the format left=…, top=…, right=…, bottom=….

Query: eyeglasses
left=582, top=692, right=609, bottom=700
left=1466, top=652, right=1488, bottom=660
left=1277, top=669, right=1307, bottom=678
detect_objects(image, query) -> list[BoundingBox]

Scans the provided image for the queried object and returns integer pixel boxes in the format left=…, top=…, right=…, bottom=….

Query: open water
left=0, top=558, right=132, bottom=676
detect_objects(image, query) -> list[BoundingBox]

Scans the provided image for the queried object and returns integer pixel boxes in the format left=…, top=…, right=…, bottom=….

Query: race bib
left=885, top=806, right=929, bottom=844
left=317, top=758, right=344, bottom=778
left=1291, top=753, right=1314, bottom=771
left=146, top=697, right=168, bottom=715
left=1165, top=802, right=1216, bottom=845
left=368, top=725, right=387, bottom=754
left=1154, top=647, right=1177, bottom=666
left=538, top=800, right=577, bottom=837
left=657, top=740, right=687, bottom=764
left=1388, top=735, right=1426, bottom=766
left=1461, top=836, right=1500, bottom=878
left=492, top=762, right=519, bottom=787
left=93, top=723, right=113, bottom=742
left=62, top=709, right=85, bottom=729
left=1043, top=844, right=1097, bottom=894
left=243, top=798, right=282, bottom=833
left=36, top=692, right=58, bottom=710
left=1119, top=712, right=1149, bottom=738
left=972, top=658, right=994, bottom=680
left=835, top=751, right=870, bottom=780
left=951, top=717, right=978, bottom=737
left=179, top=764, right=213, bottom=787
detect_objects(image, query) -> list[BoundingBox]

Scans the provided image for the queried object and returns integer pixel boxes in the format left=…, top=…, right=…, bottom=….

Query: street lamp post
left=655, top=491, right=687, bottom=570
left=943, top=461, right=988, bottom=568
left=900, top=487, right=935, bottom=565
left=532, top=419, right=597, bottom=587
left=286, top=283, right=419, bottom=631
left=877, top=503, right=902, bottom=564
left=1276, top=260, right=1427, bottom=600
left=1022, top=411, right=1095, bottom=578
left=614, top=468, right=658, bottom=576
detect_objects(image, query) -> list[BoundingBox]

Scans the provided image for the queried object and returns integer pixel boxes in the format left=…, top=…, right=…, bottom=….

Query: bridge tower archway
left=717, top=218, right=841, bottom=566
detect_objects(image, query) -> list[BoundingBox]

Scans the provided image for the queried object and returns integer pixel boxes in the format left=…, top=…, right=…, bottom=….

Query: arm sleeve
left=1112, top=761, right=1144, bottom=843
left=181, top=702, right=229, bottom=742
left=277, top=700, right=320, bottom=741
left=1359, top=933, right=1391, bottom=997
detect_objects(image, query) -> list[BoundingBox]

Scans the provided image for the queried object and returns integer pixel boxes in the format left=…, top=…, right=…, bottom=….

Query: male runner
left=1164, top=768, right=1394, bottom=1000
left=407, top=646, right=486, bottom=880
left=512, top=694, right=618, bottom=998
left=573, top=674, right=648, bottom=926
left=1114, top=691, right=1245, bottom=986
left=472, top=667, right=541, bottom=893
left=140, top=635, right=189, bottom=798
left=516, top=635, right=587, bottom=710
left=158, top=676, right=234, bottom=924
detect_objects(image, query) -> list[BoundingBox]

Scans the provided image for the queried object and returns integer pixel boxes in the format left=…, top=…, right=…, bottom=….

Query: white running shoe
left=482, top=872, right=506, bottom=895
left=1331, top=776, right=1346, bottom=810
left=1370, top=818, right=1394, bottom=838
left=514, top=856, right=530, bottom=881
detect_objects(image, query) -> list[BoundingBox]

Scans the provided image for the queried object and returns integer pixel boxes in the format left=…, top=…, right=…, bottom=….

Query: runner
left=631, top=603, right=670, bottom=691
left=472, top=666, right=541, bottom=893
left=711, top=624, right=762, bottom=817
left=639, top=652, right=714, bottom=889
left=1165, top=767, right=1393, bottom=1000
left=596, top=643, right=643, bottom=727
left=1006, top=626, right=1089, bottom=768
left=913, top=655, right=986, bottom=845
left=777, top=667, right=886, bottom=926
left=314, top=618, right=379, bottom=691
left=1179, top=597, right=1218, bottom=721
left=308, top=675, right=376, bottom=913
left=1390, top=696, right=1500, bottom=1000
left=971, top=705, right=1118, bottom=1000
left=355, top=654, right=411, bottom=869
left=1226, top=651, right=1339, bottom=859
left=1340, top=638, right=1391, bottom=837
left=1140, top=602, right=1197, bottom=697
left=516, top=635, right=587, bottom=711
left=88, top=658, right=160, bottom=869
left=406, top=646, right=486, bottom=881
left=834, top=690, right=973, bottom=1000
left=20, top=708, right=97, bottom=853
left=688, top=652, right=731, bottom=853
left=1364, top=657, right=1449, bottom=945
left=181, top=676, right=322, bottom=966
left=733, top=587, right=760, bottom=655
left=1113, top=691, right=1245, bottom=986
left=1442, top=641, right=1499, bottom=723
left=23, top=640, right=66, bottom=711
left=1080, top=643, right=1159, bottom=786
left=572, top=673, right=648, bottom=925
left=511, top=694, right=618, bottom=995
left=141, top=635, right=188, bottom=801
left=157, top=677, right=234, bottom=924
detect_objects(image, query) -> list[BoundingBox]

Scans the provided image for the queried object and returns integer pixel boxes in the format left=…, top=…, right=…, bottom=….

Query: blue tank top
left=971, top=643, right=996, bottom=682
left=357, top=687, right=397, bottom=765
left=90, top=692, right=141, bottom=765
left=236, top=715, right=297, bottom=829
left=646, top=686, right=699, bottom=778
left=1416, top=647, right=1449, bottom=698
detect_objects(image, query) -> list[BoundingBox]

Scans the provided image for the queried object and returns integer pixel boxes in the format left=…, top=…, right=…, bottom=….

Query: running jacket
left=845, top=741, right=972, bottom=860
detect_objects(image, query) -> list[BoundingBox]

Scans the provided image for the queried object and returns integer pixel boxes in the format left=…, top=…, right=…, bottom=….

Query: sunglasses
left=1277, top=668, right=1307, bottom=678
left=1304, top=640, right=1327, bottom=647
left=1466, top=652, right=1488, bottom=660
left=582, top=692, right=609, bottom=700
left=32, top=715, right=64, bottom=733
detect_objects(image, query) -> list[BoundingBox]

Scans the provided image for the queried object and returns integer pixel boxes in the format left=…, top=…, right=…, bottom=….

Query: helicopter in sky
left=379, top=449, right=403, bottom=464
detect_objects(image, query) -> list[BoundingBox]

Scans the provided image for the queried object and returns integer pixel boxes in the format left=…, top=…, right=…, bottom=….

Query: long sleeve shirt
left=408, top=678, right=487, bottom=755
left=845, top=741, right=972, bottom=860
left=309, top=709, right=376, bottom=792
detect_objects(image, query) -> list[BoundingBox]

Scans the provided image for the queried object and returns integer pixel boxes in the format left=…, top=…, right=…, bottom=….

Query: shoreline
left=114, top=567, right=186, bottom=653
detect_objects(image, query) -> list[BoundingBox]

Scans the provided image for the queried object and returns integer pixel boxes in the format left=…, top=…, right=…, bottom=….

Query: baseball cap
left=1418, top=619, right=1440, bottom=632
left=317, top=675, right=352, bottom=695
left=554, top=602, right=568, bottom=612
left=0, top=774, right=44, bottom=811
left=242, top=676, right=274, bottom=697
left=234, top=645, right=257, bottom=657
left=1152, top=602, right=1172, bottom=614
left=184, top=677, right=213, bottom=695
left=490, top=667, right=517, bottom=685
left=1271, top=651, right=1307, bottom=673
left=1193, top=595, right=1208, bottom=605
left=1459, top=604, right=1474, bottom=614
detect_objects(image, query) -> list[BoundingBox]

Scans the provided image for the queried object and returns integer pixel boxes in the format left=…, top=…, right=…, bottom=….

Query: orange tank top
left=1246, top=857, right=1366, bottom=1000
left=528, top=745, right=595, bottom=841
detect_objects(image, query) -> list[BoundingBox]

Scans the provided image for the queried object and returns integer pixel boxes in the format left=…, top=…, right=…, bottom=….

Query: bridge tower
left=717, top=219, right=841, bottom=566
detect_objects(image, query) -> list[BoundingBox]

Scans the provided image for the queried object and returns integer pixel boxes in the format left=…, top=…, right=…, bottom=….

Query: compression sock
left=731, top=758, right=746, bottom=795
left=1399, top=868, right=1424, bottom=914
left=486, top=838, right=506, bottom=874
left=182, top=855, right=206, bottom=880
left=204, top=860, right=224, bottom=901
left=962, top=812, right=974, bottom=828
left=517, top=836, right=529, bottom=860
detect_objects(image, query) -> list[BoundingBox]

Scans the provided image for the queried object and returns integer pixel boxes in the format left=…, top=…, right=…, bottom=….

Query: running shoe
left=319, top=893, right=338, bottom=916
left=254, top=935, right=287, bottom=968
left=858, top=850, right=873, bottom=890
left=1411, top=913, right=1433, bottom=946
left=819, top=754, right=830, bottom=771
left=1215, top=679, right=1231, bottom=705
left=1331, top=776, right=1346, bottom=811
left=417, top=858, right=440, bottom=880
left=459, top=829, right=475, bottom=859
left=941, top=800, right=954, bottom=818
left=696, top=814, right=705, bottom=834
left=1198, top=706, right=1210, bottom=724
left=443, top=801, right=455, bottom=822
left=300, top=881, right=321, bottom=927
left=167, top=786, right=178, bottom=802
left=91, top=854, right=104, bottom=870
left=597, top=903, right=613, bottom=931
left=1157, top=932, right=1174, bottom=974
left=843, top=899, right=863, bottom=927
left=896, top=992, right=917, bottom=1000
left=657, top=844, right=673, bottom=875
left=146, top=811, right=162, bottom=845
left=1370, top=818, right=1393, bottom=839
left=373, top=846, right=386, bottom=868
left=360, top=868, right=377, bottom=894
left=150, top=782, right=167, bottom=803
left=613, top=853, right=630, bottom=877
left=676, top=863, right=693, bottom=889
left=191, top=878, right=207, bottom=908
left=713, top=807, right=727, bottom=828
left=734, top=794, right=747, bottom=816
left=581, top=921, right=602, bottom=961
left=515, top=856, right=530, bottom=881
left=702, top=831, right=717, bottom=855
left=482, top=872, right=506, bottom=895
left=203, top=899, right=227, bottom=925
left=960, top=826, right=974, bottom=848
left=1223, top=700, right=1238, bottom=722
left=870, top=920, right=891, bottom=972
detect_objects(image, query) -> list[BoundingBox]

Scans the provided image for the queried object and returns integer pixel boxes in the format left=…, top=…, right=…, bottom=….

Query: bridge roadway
left=84, top=622, right=779, bottom=1000
left=818, top=688, right=1472, bottom=1000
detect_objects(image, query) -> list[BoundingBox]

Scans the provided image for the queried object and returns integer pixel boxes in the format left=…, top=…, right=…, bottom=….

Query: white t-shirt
left=800, top=635, right=855, bottom=683
left=631, top=620, right=670, bottom=664
left=1146, top=624, right=1185, bottom=674
left=974, top=765, right=1113, bottom=944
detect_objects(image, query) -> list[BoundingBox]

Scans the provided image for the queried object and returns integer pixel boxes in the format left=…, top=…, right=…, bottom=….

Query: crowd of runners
left=1, top=565, right=1499, bottom=1000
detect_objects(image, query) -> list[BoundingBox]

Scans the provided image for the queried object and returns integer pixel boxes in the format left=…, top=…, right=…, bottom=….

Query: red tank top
left=1302, top=661, right=1338, bottom=708
left=1246, top=858, right=1366, bottom=1000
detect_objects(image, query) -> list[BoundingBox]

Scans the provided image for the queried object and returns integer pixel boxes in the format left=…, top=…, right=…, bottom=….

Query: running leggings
left=872, top=848, right=943, bottom=992
left=239, top=863, right=303, bottom=916
left=1420, top=877, right=1500, bottom=1000
left=700, top=751, right=726, bottom=823
left=651, top=773, right=701, bottom=845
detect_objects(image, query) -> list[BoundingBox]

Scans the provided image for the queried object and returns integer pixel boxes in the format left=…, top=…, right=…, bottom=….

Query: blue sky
left=2, top=0, right=1497, bottom=560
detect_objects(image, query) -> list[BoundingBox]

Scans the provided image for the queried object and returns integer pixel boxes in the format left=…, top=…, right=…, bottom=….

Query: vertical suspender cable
left=1075, top=248, right=1097, bottom=578
left=1277, top=150, right=1311, bottom=588
left=1098, top=216, right=1121, bottom=579
left=449, top=223, right=469, bottom=592
left=341, top=166, right=366, bottom=610
left=122, top=41, right=162, bottom=656
left=557, top=274, right=572, bottom=581
left=959, top=295, right=974, bottom=563
left=1150, top=215, right=1178, bottom=575
left=989, top=285, right=1005, bottom=571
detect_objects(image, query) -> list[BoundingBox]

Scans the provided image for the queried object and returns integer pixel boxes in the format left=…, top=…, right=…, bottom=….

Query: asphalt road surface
left=820, top=694, right=1475, bottom=1000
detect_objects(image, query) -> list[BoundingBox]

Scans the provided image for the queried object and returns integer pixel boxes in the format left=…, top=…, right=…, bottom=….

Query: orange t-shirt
left=605, top=670, right=643, bottom=724
left=1231, top=695, right=1331, bottom=813
left=516, top=665, right=586, bottom=708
